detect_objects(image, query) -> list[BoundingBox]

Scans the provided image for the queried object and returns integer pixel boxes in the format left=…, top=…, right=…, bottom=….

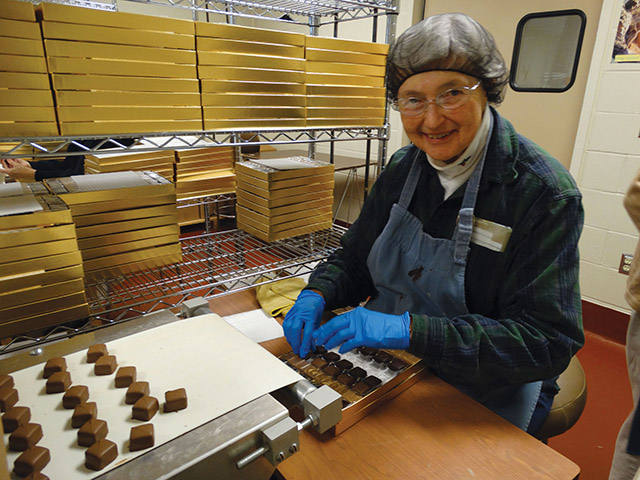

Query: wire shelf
left=0, top=225, right=346, bottom=355
left=124, top=0, right=395, bottom=25
left=0, top=127, right=388, bottom=159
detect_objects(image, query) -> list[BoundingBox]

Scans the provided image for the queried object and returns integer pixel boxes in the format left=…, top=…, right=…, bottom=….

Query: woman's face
left=397, top=71, right=488, bottom=164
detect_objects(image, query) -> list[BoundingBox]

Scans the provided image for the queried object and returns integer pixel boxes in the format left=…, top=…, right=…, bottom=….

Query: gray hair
left=386, top=13, right=509, bottom=104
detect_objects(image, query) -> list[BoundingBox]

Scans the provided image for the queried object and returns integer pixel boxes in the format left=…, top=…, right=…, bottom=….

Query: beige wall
left=571, top=0, right=640, bottom=313
left=419, top=0, right=602, bottom=168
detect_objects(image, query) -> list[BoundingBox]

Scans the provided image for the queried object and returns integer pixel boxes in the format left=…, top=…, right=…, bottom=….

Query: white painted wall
left=571, top=0, right=640, bottom=313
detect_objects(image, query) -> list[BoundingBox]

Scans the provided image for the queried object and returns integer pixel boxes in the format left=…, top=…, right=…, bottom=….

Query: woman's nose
left=420, top=103, right=445, bottom=129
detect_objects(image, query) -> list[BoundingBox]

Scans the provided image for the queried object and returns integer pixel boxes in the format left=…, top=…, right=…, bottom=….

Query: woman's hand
left=0, top=159, right=36, bottom=182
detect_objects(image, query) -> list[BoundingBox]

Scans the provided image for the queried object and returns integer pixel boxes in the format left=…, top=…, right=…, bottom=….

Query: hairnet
left=386, top=13, right=509, bottom=104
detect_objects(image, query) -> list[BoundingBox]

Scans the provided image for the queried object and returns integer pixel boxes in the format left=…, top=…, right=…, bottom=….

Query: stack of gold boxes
left=0, top=0, right=58, bottom=137
left=174, top=142, right=236, bottom=201
left=305, top=36, right=388, bottom=127
left=45, top=171, right=181, bottom=281
left=40, top=3, right=201, bottom=135
left=235, top=157, right=334, bottom=242
left=0, top=182, right=88, bottom=338
left=196, top=22, right=306, bottom=130
left=84, top=141, right=175, bottom=181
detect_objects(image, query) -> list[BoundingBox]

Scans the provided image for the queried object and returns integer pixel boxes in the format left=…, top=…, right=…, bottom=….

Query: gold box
left=236, top=187, right=333, bottom=210
left=305, top=48, right=387, bottom=66
left=0, top=194, right=72, bottom=231
left=203, top=119, right=306, bottom=130
left=1, top=0, right=36, bottom=22
left=52, top=74, right=200, bottom=93
left=74, top=214, right=178, bottom=239
left=305, top=36, right=389, bottom=55
left=200, top=80, right=305, bottom=95
left=57, top=90, right=200, bottom=107
left=41, top=21, right=194, bottom=50
left=304, top=73, right=384, bottom=88
left=0, top=250, right=83, bottom=279
left=0, top=264, right=84, bottom=295
left=237, top=193, right=332, bottom=218
left=306, top=85, right=386, bottom=97
left=305, top=61, right=385, bottom=77
left=48, top=56, right=197, bottom=78
left=0, top=223, right=76, bottom=249
left=0, top=303, right=89, bottom=339
left=82, top=242, right=181, bottom=275
left=0, top=36, right=44, bottom=57
left=196, top=22, right=304, bottom=46
left=201, top=93, right=306, bottom=107
left=237, top=203, right=332, bottom=227
left=68, top=194, right=176, bottom=216
left=81, top=233, right=179, bottom=261
left=198, top=66, right=305, bottom=84
left=236, top=170, right=334, bottom=191
left=39, top=3, right=194, bottom=34
left=76, top=225, right=179, bottom=250
left=0, top=277, right=85, bottom=310
left=235, top=157, right=334, bottom=181
left=57, top=106, right=201, bottom=122
left=58, top=120, right=202, bottom=136
left=73, top=204, right=178, bottom=228
left=237, top=219, right=332, bottom=243
left=306, top=96, right=385, bottom=108
left=197, top=37, right=303, bottom=58
left=0, top=19, right=41, bottom=40
left=0, top=71, right=50, bottom=90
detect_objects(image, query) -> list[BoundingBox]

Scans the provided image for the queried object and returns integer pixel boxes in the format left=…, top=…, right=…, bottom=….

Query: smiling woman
left=283, top=12, right=585, bottom=439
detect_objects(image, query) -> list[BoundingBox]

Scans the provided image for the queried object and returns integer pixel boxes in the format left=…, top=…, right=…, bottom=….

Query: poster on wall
left=612, top=0, right=640, bottom=62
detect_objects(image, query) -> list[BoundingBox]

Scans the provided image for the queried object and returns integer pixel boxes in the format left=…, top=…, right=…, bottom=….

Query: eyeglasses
left=391, top=81, right=482, bottom=116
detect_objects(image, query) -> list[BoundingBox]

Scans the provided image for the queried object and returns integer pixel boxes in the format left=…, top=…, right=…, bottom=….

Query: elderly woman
left=284, top=13, right=584, bottom=434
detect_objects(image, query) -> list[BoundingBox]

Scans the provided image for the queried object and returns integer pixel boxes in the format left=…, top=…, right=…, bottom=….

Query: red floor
left=549, top=331, right=632, bottom=480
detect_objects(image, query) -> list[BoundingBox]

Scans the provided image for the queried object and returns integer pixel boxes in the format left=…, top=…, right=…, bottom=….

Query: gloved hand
left=312, top=306, right=410, bottom=354
left=283, top=290, right=325, bottom=358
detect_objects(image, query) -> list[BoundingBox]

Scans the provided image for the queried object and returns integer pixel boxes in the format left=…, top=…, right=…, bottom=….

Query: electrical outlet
left=619, top=253, right=633, bottom=275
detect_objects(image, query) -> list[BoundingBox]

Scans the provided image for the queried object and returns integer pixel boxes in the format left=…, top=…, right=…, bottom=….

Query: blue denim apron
left=365, top=121, right=542, bottom=431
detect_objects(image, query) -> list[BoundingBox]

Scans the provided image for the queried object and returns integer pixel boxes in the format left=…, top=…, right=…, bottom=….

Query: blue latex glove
left=312, top=306, right=410, bottom=354
left=283, top=290, right=326, bottom=358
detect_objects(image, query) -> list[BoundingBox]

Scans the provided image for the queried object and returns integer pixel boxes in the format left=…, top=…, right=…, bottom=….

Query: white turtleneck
left=427, top=104, right=491, bottom=200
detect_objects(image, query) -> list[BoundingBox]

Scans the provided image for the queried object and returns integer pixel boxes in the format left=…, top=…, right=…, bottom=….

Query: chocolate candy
left=87, top=344, right=108, bottom=363
left=388, top=358, right=407, bottom=372
left=322, top=352, right=340, bottom=363
left=0, top=387, right=19, bottom=411
left=78, top=418, right=108, bottom=447
left=45, top=371, right=71, bottom=394
left=13, top=446, right=50, bottom=477
left=115, top=366, right=136, bottom=388
left=337, top=373, right=357, bottom=387
left=43, top=357, right=66, bottom=379
left=335, top=359, right=353, bottom=371
left=349, top=366, right=367, bottom=379
left=0, top=373, right=14, bottom=389
left=363, top=375, right=382, bottom=388
left=2, top=406, right=31, bottom=433
left=322, top=364, right=341, bottom=378
left=63, top=385, right=89, bottom=409
left=359, top=346, right=377, bottom=356
left=313, top=345, right=327, bottom=354
left=311, top=357, right=328, bottom=369
left=9, top=423, right=43, bottom=451
left=23, top=472, right=49, bottom=480
left=132, top=396, right=159, bottom=421
left=373, top=350, right=393, bottom=364
left=94, top=355, right=117, bottom=376
left=72, top=402, right=97, bottom=428
left=129, top=424, right=154, bottom=452
left=85, top=439, right=118, bottom=471
left=125, top=381, right=150, bottom=405
left=163, top=388, right=187, bottom=413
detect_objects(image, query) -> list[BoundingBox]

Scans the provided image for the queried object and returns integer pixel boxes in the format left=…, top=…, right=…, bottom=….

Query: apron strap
left=397, top=147, right=424, bottom=210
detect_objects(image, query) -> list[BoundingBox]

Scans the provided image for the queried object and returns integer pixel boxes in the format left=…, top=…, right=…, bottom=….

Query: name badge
left=471, top=217, right=512, bottom=252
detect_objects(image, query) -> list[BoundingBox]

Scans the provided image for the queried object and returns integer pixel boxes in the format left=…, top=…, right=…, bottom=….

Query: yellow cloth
left=255, top=277, right=307, bottom=317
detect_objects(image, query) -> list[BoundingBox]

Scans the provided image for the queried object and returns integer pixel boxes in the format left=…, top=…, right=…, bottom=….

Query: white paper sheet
left=3, top=314, right=301, bottom=479
left=69, top=172, right=151, bottom=191
left=0, top=195, right=42, bottom=216
left=224, top=309, right=284, bottom=343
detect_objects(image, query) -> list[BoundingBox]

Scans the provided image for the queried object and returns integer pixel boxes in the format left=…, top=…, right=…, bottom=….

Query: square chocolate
left=311, top=357, right=328, bottom=369
left=359, top=346, right=377, bottom=356
left=373, top=350, right=393, bottom=364
left=2, top=406, right=31, bottom=433
left=313, top=345, right=327, bottom=355
left=351, top=381, right=373, bottom=396
left=43, top=357, right=66, bottom=379
left=0, top=374, right=14, bottom=389
left=337, top=373, right=356, bottom=387
left=322, top=364, right=341, bottom=378
left=63, top=385, right=89, bottom=409
left=9, top=423, right=43, bottom=451
left=335, top=359, right=353, bottom=371
left=85, top=439, right=118, bottom=471
left=78, top=418, right=108, bottom=447
left=322, top=352, right=340, bottom=363
left=129, top=424, right=154, bottom=452
left=87, top=344, right=108, bottom=363
left=45, top=371, right=71, bottom=394
left=132, top=395, right=159, bottom=421
left=363, top=375, right=382, bottom=388
left=388, top=358, right=408, bottom=372
left=163, top=388, right=188, bottom=413
left=13, top=446, right=50, bottom=477
left=0, top=387, right=19, bottom=411
left=115, top=366, right=136, bottom=388
left=349, top=366, right=367, bottom=379
left=125, top=381, right=149, bottom=405
left=94, top=355, right=117, bottom=376
left=72, top=402, right=97, bottom=428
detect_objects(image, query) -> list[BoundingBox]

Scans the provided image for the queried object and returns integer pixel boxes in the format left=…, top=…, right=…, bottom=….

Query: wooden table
left=209, top=291, right=581, bottom=480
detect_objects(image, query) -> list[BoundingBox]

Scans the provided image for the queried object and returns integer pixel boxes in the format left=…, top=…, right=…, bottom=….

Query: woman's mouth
left=425, top=131, right=454, bottom=140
